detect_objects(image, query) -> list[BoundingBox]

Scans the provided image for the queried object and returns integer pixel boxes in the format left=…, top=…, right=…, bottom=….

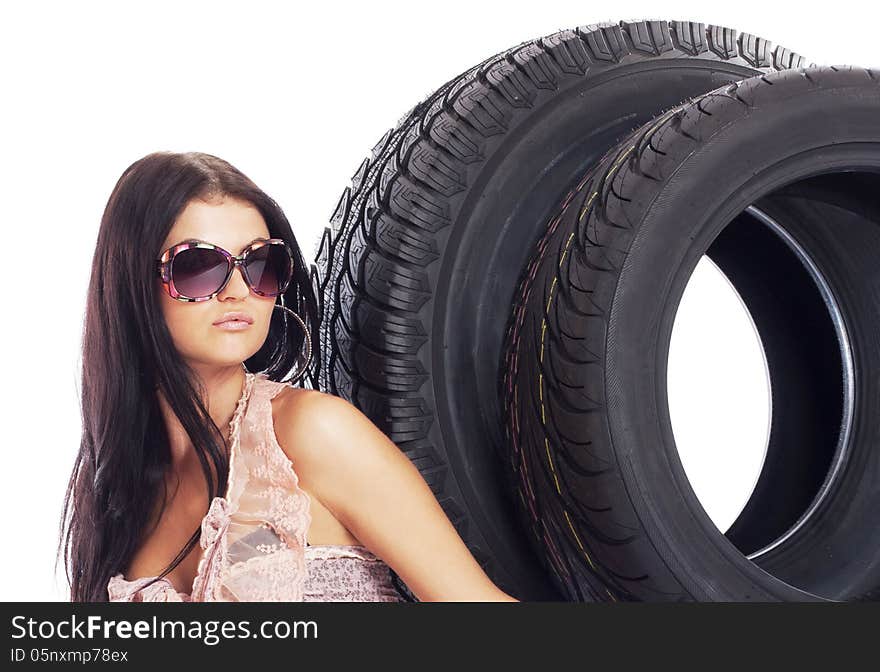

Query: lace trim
left=251, top=373, right=313, bottom=552
left=305, top=544, right=381, bottom=562
left=107, top=574, right=190, bottom=602
left=108, top=547, right=387, bottom=602
left=188, top=372, right=255, bottom=600
left=190, top=497, right=235, bottom=601
left=224, top=372, right=256, bottom=497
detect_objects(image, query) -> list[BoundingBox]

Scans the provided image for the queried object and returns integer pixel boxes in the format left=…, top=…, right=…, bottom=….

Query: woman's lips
left=214, top=320, right=252, bottom=331
left=213, top=311, right=254, bottom=330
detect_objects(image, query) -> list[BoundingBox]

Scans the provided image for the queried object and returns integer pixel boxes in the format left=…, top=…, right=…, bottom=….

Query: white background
left=1, top=0, right=876, bottom=601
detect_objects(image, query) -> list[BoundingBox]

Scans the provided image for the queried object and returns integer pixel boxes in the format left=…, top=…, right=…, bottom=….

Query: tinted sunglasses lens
left=171, top=247, right=229, bottom=298
left=246, top=244, right=291, bottom=296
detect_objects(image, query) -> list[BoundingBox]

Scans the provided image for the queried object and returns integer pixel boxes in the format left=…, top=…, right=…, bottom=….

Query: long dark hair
left=57, top=151, right=320, bottom=601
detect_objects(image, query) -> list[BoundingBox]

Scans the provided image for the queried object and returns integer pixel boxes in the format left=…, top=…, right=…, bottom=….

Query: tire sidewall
left=434, top=62, right=774, bottom=578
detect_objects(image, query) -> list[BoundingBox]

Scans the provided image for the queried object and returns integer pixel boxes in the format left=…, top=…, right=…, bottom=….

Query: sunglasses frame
left=156, top=238, right=295, bottom=302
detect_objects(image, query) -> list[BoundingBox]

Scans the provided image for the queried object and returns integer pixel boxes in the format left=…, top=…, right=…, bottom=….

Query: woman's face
left=157, top=195, right=276, bottom=371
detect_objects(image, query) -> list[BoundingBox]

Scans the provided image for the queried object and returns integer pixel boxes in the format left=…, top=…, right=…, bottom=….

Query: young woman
left=58, top=151, right=518, bottom=602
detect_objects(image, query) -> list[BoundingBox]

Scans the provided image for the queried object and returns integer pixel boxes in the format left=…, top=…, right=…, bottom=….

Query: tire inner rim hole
left=666, top=185, right=860, bottom=569
left=668, top=252, right=771, bottom=534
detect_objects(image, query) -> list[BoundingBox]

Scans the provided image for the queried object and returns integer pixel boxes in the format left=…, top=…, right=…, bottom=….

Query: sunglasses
left=156, top=238, right=294, bottom=302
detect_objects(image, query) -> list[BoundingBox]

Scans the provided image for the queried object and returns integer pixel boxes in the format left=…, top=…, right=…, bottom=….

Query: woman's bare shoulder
left=271, top=386, right=346, bottom=419
left=271, top=384, right=325, bottom=410
left=269, top=386, right=358, bottom=465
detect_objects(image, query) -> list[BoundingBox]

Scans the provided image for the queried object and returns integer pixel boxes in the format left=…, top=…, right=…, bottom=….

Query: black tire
left=310, top=19, right=808, bottom=600
left=502, top=65, right=880, bottom=601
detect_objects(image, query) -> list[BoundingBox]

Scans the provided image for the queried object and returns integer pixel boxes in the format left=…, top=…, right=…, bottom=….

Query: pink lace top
left=107, top=371, right=408, bottom=602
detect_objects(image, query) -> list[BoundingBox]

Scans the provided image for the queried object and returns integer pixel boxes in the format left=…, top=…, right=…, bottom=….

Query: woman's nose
left=219, top=264, right=250, bottom=299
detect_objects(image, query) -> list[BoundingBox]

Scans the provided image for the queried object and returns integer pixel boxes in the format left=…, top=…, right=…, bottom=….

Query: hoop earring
left=244, top=295, right=312, bottom=384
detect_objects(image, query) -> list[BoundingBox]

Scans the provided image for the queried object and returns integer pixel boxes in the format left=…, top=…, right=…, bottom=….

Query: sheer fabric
left=107, top=371, right=406, bottom=602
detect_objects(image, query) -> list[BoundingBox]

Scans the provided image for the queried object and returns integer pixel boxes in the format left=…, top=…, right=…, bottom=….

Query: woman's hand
left=275, top=389, right=520, bottom=602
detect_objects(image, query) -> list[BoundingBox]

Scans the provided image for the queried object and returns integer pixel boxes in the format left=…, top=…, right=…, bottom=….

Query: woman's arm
left=274, top=389, right=519, bottom=602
